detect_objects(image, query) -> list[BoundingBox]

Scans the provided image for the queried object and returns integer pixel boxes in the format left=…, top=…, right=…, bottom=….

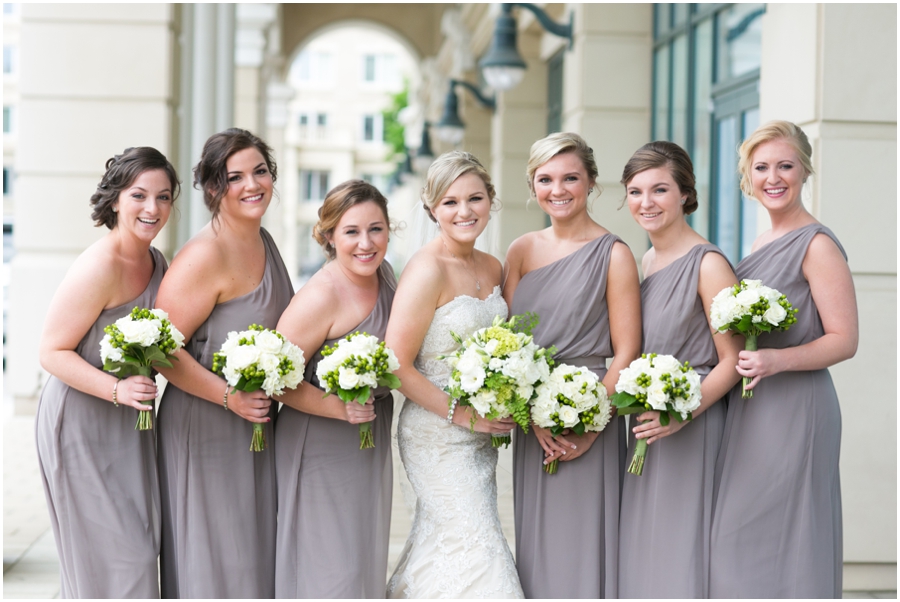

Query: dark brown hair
left=90, top=147, right=180, bottom=229
left=620, top=141, right=698, bottom=215
left=192, top=128, right=278, bottom=221
left=314, top=179, right=391, bottom=260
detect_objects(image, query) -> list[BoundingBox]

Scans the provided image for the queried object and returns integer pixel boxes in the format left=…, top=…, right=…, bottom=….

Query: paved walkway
left=2, top=392, right=892, bottom=599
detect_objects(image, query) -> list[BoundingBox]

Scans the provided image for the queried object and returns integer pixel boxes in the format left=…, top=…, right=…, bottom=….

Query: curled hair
left=421, top=151, right=497, bottom=222
left=620, top=141, right=699, bottom=215
left=739, top=120, right=814, bottom=197
left=90, top=147, right=180, bottom=229
left=313, top=179, right=391, bottom=260
left=192, top=128, right=278, bottom=221
left=526, top=132, right=601, bottom=200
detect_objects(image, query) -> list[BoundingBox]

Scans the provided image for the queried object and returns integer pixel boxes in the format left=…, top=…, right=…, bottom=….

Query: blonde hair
left=526, top=132, right=601, bottom=200
left=421, top=151, right=497, bottom=222
left=738, top=120, right=814, bottom=197
left=313, top=179, right=390, bottom=260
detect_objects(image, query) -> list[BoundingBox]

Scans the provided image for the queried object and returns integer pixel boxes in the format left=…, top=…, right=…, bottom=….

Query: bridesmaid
left=36, top=147, right=178, bottom=598
left=273, top=180, right=396, bottom=598
left=709, top=121, right=857, bottom=598
left=503, top=132, right=641, bottom=599
left=155, top=129, right=293, bottom=598
left=616, top=141, right=742, bottom=598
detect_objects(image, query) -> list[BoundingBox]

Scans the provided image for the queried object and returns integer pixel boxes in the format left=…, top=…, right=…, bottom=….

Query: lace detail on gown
left=387, top=287, right=523, bottom=599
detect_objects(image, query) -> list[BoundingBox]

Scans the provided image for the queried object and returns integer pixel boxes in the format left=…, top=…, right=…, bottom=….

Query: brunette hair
left=620, top=141, right=699, bottom=215
left=421, top=151, right=497, bottom=222
left=192, top=128, right=278, bottom=221
left=738, top=120, right=814, bottom=197
left=90, top=147, right=179, bottom=229
left=313, top=179, right=391, bottom=260
left=526, top=132, right=601, bottom=200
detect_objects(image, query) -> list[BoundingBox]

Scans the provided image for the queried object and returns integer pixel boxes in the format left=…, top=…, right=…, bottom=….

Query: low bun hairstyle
left=738, top=120, right=814, bottom=197
left=421, top=151, right=497, bottom=222
left=90, top=147, right=180, bottom=229
left=313, top=179, right=390, bottom=260
left=620, top=141, right=699, bottom=215
left=192, top=128, right=277, bottom=221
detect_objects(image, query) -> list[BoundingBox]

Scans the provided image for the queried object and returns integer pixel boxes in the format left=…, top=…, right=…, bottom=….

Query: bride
left=385, top=151, right=524, bottom=598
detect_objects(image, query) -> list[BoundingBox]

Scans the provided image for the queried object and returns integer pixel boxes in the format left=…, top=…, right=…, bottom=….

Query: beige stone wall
left=759, top=3, right=897, bottom=589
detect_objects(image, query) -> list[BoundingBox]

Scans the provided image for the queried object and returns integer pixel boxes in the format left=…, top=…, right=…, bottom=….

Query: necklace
left=442, top=238, right=481, bottom=291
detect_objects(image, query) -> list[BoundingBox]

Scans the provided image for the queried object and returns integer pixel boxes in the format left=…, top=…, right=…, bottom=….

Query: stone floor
left=2, top=392, right=894, bottom=599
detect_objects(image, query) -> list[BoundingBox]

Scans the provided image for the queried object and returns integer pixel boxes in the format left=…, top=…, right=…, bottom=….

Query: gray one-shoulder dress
left=618, top=244, right=729, bottom=598
left=36, top=246, right=166, bottom=599
left=509, top=234, right=627, bottom=599
left=157, top=229, right=293, bottom=599
left=710, top=224, right=846, bottom=598
left=275, top=262, right=396, bottom=598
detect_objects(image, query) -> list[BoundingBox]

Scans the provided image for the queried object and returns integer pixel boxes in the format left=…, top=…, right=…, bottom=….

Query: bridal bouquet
left=444, top=313, right=555, bottom=448
left=100, top=306, right=185, bottom=430
left=610, top=353, right=702, bottom=475
left=211, top=324, right=305, bottom=451
left=530, top=363, right=612, bottom=474
left=709, top=279, right=798, bottom=398
left=316, top=332, right=401, bottom=449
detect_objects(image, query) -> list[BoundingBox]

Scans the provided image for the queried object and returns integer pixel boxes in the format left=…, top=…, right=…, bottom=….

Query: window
left=316, top=113, right=328, bottom=127
left=2, top=106, right=11, bottom=134
left=2, top=166, right=11, bottom=196
left=362, top=114, right=384, bottom=143
left=298, top=114, right=308, bottom=126
left=300, top=169, right=330, bottom=203
left=652, top=3, right=764, bottom=264
left=360, top=53, right=399, bottom=88
left=3, top=45, right=14, bottom=74
left=3, top=4, right=15, bottom=15
left=546, top=51, right=564, bottom=135
left=291, top=50, right=333, bottom=85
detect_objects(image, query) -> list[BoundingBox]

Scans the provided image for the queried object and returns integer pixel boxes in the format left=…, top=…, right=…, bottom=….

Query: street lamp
left=435, top=79, right=496, bottom=145
left=413, top=122, right=435, bottom=173
left=479, top=3, right=574, bottom=92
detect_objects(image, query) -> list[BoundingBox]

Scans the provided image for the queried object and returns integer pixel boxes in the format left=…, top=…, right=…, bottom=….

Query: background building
left=4, top=3, right=896, bottom=592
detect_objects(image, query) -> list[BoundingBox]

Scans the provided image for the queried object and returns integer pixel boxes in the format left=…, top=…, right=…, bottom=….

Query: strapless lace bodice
left=387, top=286, right=523, bottom=599
left=414, top=286, right=509, bottom=389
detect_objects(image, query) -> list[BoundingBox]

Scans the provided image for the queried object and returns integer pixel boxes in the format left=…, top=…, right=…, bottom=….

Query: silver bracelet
left=223, top=385, right=229, bottom=411
left=447, top=398, right=458, bottom=424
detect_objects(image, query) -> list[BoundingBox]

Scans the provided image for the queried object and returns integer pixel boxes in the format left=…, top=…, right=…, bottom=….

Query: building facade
left=5, top=3, right=896, bottom=590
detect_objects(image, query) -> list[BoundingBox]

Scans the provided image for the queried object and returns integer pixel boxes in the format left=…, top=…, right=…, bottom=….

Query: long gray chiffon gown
left=157, top=229, right=293, bottom=599
left=274, top=262, right=396, bottom=598
left=509, top=233, right=627, bottom=599
left=710, top=224, right=846, bottom=598
left=36, top=246, right=166, bottom=599
left=618, top=244, right=728, bottom=598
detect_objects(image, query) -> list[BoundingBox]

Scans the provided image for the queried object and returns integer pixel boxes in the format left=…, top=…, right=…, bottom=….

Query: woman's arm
left=501, top=236, right=527, bottom=307
left=633, top=251, right=743, bottom=444
left=154, top=239, right=271, bottom=423
left=385, top=252, right=513, bottom=434
left=274, top=275, right=374, bottom=423
left=39, top=248, right=158, bottom=410
left=737, top=233, right=858, bottom=389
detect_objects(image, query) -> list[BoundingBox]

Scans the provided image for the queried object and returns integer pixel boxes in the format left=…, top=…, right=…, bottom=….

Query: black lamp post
left=435, top=79, right=496, bottom=145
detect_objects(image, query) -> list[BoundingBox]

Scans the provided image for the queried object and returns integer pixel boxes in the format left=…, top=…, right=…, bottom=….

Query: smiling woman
left=35, top=147, right=178, bottom=598
left=153, top=128, right=294, bottom=599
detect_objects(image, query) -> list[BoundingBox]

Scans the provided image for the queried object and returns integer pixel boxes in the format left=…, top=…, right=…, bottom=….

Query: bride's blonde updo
left=421, top=151, right=497, bottom=222
left=313, top=179, right=390, bottom=260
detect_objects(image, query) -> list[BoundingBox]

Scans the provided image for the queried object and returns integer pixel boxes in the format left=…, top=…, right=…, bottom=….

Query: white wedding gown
left=387, top=286, right=524, bottom=599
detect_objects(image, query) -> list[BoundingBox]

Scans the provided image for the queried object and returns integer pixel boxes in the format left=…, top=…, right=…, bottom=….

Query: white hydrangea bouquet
left=100, top=306, right=185, bottom=431
left=211, top=324, right=306, bottom=451
left=709, top=279, right=798, bottom=398
left=443, top=313, right=555, bottom=448
left=531, top=363, right=612, bottom=474
left=610, top=353, right=702, bottom=476
left=316, top=332, right=401, bottom=450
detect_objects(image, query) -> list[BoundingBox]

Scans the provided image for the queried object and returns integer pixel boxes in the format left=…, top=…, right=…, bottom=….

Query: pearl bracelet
left=112, top=380, right=119, bottom=407
left=223, top=386, right=229, bottom=411
left=447, top=398, right=458, bottom=424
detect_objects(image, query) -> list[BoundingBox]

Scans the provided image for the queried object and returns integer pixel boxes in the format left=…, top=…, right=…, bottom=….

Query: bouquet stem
left=628, top=437, right=648, bottom=476
left=743, top=334, right=758, bottom=398
left=250, top=423, right=267, bottom=452
left=135, top=401, right=154, bottom=431
left=359, top=422, right=374, bottom=450
left=543, top=458, right=559, bottom=475
left=491, top=434, right=511, bottom=448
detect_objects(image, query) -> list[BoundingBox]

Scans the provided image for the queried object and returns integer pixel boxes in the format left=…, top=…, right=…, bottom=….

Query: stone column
left=10, top=5, right=178, bottom=411
left=758, top=4, right=897, bottom=590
